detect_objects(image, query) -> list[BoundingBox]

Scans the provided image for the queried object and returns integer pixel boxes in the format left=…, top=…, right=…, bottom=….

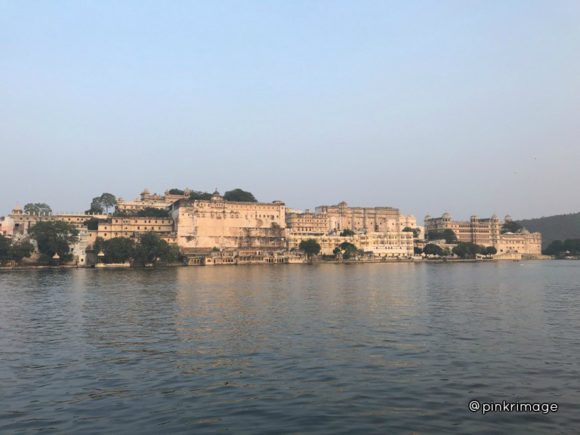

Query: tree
left=340, top=229, right=355, bottom=237
left=189, top=191, right=213, bottom=201
left=87, top=193, right=117, bottom=214
left=88, top=197, right=104, bottom=214
left=442, top=229, right=457, bottom=243
left=452, top=242, right=484, bottom=259
left=134, top=233, right=177, bottom=266
left=0, top=235, right=10, bottom=263
left=28, top=221, right=79, bottom=261
left=0, top=236, right=33, bottom=264
left=100, top=193, right=117, bottom=213
left=8, top=240, right=34, bottom=263
left=168, top=188, right=184, bottom=195
left=403, top=227, right=420, bottom=238
left=544, top=239, right=564, bottom=256
left=135, top=207, right=170, bottom=218
left=24, top=203, right=52, bottom=215
left=424, top=243, right=444, bottom=256
left=93, top=237, right=105, bottom=254
left=338, top=241, right=358, bottom=259
left=299, top=239, right=321, bottom=259
left=84, top=218, right=100, bottom=230
left=223, top=188, right=257, bottom=202
left=502, top=221, right=523, bottom=234
left=103, top=237, right=135, bottom=263
left=427, top=229, right=457, bottom=243
left=544, top=239, right=580, bottom=257
left=414, top=247, right=423, bottom=255
left=482, top=246, right=497, bottom=256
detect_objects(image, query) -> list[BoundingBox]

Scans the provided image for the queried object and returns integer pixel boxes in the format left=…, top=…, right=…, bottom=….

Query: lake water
left=1, top=262, right=579, bottom=434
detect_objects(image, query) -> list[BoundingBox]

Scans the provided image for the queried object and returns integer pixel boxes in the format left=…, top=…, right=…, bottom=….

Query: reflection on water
left=1, top=262, right=580, bottom=433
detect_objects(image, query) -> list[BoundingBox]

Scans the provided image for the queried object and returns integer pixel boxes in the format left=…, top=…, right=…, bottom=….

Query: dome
left=211, top=190, right=223, bottom=201
left=505, top=214, right=512, bottom=222
left=442, top=212, right=451, bottom=220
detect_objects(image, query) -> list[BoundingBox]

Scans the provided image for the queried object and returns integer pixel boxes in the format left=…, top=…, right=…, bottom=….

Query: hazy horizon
left=2, top=1, right=579, bottom=221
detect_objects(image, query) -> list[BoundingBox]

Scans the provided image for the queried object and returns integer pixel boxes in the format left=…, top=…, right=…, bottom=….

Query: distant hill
left=517, top=212, right=580, bottom=248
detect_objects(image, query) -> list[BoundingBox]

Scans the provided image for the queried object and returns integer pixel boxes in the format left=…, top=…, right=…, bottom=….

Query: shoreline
left=0, top=257, right=558, bottom=271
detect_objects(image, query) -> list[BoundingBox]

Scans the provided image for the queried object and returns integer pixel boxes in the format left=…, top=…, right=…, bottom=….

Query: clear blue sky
left=1, top=0, right=579, bottom=220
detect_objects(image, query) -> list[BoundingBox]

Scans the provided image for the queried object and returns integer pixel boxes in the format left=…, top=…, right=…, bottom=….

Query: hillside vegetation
left=517, top=212, right=580, bottom=248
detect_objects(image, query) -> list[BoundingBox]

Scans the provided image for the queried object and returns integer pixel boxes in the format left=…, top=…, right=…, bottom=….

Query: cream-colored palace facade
left=172, top=191, right=287, bottom=252
left=2, top=189, right=542, bottom=263
left=424, top=213, right=542, bottom=257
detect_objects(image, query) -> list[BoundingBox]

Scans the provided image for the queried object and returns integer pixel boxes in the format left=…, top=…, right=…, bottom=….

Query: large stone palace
left=172, top=191, right=287, bottom=252
left=1, top=189, right=544, bottom=264
left=424, top=213, right=542, bottom=257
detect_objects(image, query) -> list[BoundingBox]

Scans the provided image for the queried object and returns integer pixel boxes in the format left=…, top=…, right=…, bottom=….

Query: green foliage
left=8, top=240, right=34, bottom=262
left=135, top=207, right=170, bottom=217
left=452, top=242, right=484, bottom=259
left=0, top=235, right=11, bottom=263
left=88, top=197, right=104, bottom=214
left=424, top=243, right=445, bottom=256
left=427, top=229, right=457, bottom=243
left=93, top=237, right=105, bottom=254
left=134, top=233, right=178, bottom=266
left=189, top=191, right=213, bottom=201
left=113, top=207, right=170, bottom=218
left=518, top=213, right=580, bottom=248
left=544, top=239, right=580, bottom=257
left=299, top=239, right=321, bottom=258
left=337, top=241, right=358, bottom=259
left=403, top=227, right=420, bottom=238
left=84, top=218, right=100, bottom=230
left=482, top=246, right=497, bottom=256
left=24, top=203, right=52, bottom=215
left=414, top=246, right=423, bottom=255
left=0, top=236, right=34, bottom=264
left=102, top=237, right=136, bottom=263
left=28, top=221, right=79, bottom=261
left=223, top=188, right=257, bottom=202
left=340, top=229, right=355, bottom=237
left=88, top=193, right=117, bottom=214
left=168, top=188, right=185, bottom=195
left=501, top=221, right=523, bottom=234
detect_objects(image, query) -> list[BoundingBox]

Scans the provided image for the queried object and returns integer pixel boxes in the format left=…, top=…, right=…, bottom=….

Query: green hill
left=517, top=212, right=580, bottom=248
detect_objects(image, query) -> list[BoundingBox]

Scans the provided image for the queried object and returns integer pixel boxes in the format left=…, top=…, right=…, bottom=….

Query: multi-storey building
left=172, top=191, right=286, bottom=252
left=424, top=213, right=541, bottom=257
left=286, top=231, right=414, bottom=258
left=93, top=216, right=175, bottom=243
left=496, top=230, right=542, bottom=257
left=424, top=213, right=501, bottom=246
left=286, top=210, right=329, bottom=236
left=315, top=201, right=402, bottom=233
left=283, top=201, right=419, bottom=258
left=116, top=189, right=189, bottom=213
left=8, top=206, right=107, bottom=238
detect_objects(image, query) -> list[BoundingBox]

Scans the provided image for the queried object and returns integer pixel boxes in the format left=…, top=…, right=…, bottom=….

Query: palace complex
left=1, top=189, right=544, bottom=265
left=424, top=213, right=542, bottom=257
